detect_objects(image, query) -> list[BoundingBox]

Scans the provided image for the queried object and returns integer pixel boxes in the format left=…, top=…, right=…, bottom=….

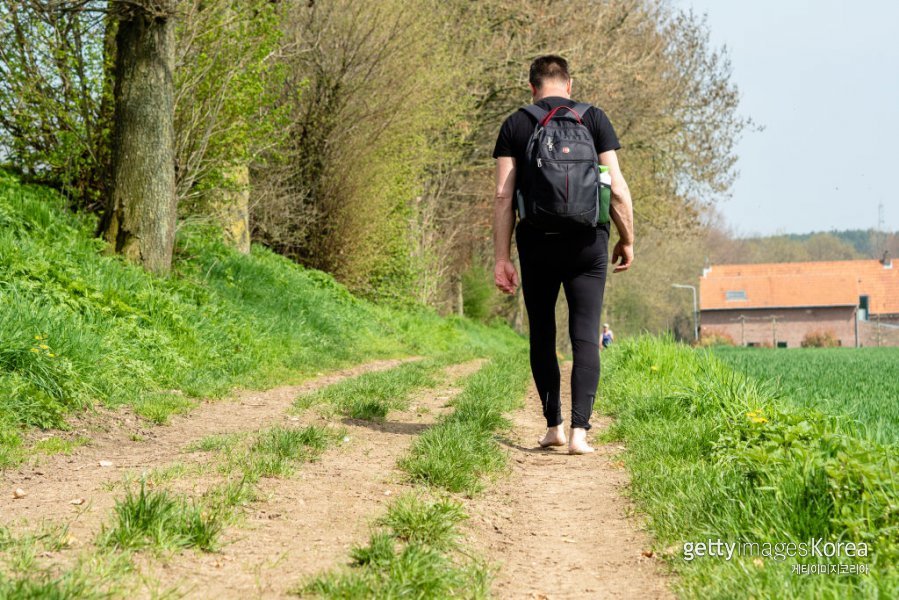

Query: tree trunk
left=101, top=3, right=176, bottom=274
left=211, top=164, right=251, bottom=254
left=453, top=273, right=464, bottom=317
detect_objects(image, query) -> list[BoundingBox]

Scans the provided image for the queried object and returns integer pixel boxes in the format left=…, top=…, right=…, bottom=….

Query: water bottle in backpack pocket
left=598, top=164, right=611, bottom=225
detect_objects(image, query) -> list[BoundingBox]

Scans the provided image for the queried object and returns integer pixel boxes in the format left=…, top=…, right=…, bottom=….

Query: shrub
left=801, top=330, right=840, bottom=348
left=461, top=263, right=498, bottom=323
left=698, top=329, right=736, bottom=347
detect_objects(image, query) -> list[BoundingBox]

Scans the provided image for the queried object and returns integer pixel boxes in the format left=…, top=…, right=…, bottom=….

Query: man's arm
left=493, top=156, right=519, bottom=294
left=598, top=149, right=634, bottom=273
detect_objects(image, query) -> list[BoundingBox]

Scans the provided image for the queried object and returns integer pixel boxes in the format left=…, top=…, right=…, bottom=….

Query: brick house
left=699, top=255, right=899, bottom=347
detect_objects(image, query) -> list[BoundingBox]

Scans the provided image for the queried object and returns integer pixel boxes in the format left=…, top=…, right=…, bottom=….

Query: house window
left=859, top=295, right=869, bottom=321
left=777, top=341, right=788, bottom=348
left=747, top=342, right=759, bottom=348
left=726, top=290, right=747, bottom=301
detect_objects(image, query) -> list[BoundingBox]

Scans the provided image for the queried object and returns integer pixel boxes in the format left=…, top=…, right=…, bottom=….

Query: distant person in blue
left=601, top=324, right=614, bottom=349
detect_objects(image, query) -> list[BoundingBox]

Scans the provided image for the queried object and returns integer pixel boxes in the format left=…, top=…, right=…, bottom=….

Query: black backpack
left=515, top=103, right=607, bottom=231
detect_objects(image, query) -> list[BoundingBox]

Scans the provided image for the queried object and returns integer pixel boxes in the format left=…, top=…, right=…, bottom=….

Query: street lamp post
left=672, top=284, right=699, bottom=342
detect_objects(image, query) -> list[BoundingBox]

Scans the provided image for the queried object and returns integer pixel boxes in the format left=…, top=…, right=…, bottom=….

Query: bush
left=461, top=264, right=498, bottom=323
left=698, top=329, right=736, bottom=347
left=801, top=330, right=840, bottom=348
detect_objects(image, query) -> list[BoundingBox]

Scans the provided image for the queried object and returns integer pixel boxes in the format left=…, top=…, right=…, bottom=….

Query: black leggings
left=515, top=221, right=610, bottom=430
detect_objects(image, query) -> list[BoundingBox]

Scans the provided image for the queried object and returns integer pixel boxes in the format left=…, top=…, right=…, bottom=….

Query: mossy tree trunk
left=101, top=2, right=176, bottom=274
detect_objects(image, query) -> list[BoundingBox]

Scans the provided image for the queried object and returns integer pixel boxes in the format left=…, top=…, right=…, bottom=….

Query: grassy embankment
left=1, top=171, right=531, bottom=596
left=601, top=337, right=898, bottom=599
left=0, top=170, right=524, bottom=467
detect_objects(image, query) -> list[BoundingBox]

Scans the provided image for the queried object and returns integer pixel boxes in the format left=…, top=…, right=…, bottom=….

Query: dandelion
left=47, top=353, right=56, bottom=358
left=746, top=410, right=768, bottom=424
left=650, top=365, right=659, bottom=372
left=39, top=344, right=49, bottom=350
left=30, top=348, right=40, bottom=353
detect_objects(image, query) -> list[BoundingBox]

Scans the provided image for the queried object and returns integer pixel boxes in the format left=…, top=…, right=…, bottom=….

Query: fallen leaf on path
left=642, top=549, right=654, bottom=558
left=98, top=460, right=113, bottom=467
left=12, top=488, right=26, bottom=499
left=69, top=498, right=85, bottom=505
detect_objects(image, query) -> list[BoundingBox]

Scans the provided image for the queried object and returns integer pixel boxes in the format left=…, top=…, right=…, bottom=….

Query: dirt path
left=0, top=357, right=417, bottom=543
left=134, top=359, right=485, bottom=598
left=464, top=362, right=673, bottom=600
left=3, top=357, right=675, bottom=599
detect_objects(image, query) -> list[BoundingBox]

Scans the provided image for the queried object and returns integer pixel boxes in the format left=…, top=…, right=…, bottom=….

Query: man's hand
left=611, top=240, right=633, bottom=273
left=495, top=259, right=519, bottom=294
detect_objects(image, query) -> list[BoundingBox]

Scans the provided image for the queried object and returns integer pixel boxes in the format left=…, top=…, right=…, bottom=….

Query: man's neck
left=533, top=89, right=570, bottom=102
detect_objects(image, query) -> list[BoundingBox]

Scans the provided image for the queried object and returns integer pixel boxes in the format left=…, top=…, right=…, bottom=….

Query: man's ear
left=529, top=83, right=537, bottom=97
left=566, top=78, right=572, bottom=95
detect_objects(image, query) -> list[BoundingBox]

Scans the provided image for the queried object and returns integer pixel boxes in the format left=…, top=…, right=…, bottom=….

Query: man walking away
left=492, top=56, right=634, bottom=455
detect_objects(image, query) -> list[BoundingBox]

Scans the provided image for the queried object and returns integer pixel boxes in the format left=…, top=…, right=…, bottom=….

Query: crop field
left=600, top=338, right=899, bottom=599
left=714, top=346, right=899, bottom=443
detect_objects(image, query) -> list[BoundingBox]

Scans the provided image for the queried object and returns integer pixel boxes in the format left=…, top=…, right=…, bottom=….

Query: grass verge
left=294, top=358, right=449, bottom=421
left=399, top=350, right=530, bottom=495
left=600, top=336, right=898, bottom=599
left=299, top=493, right=489, bottom=599
left=298, top=350, right=530, bottom=597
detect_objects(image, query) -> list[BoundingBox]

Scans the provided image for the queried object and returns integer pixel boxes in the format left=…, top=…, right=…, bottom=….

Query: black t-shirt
left=492, top=96, right=621, bottom=165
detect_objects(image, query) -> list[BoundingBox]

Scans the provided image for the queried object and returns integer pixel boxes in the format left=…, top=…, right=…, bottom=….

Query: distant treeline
left=706, top=228, right=899, bottom=266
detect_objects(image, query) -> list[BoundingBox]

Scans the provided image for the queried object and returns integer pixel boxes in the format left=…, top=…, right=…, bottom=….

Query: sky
left=673, top=0, right=899, bottom=237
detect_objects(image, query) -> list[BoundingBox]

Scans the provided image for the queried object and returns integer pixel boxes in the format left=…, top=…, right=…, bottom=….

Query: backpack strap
left=571, top=102, right=593, bottom=122
left=519, top=104, right=549, bottom=124
left=536, top=103, right=593, bottom=126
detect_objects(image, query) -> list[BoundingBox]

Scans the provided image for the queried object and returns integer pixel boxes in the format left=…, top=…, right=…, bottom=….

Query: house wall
left=859, top=319, right=899, bottom=347
left=700, top=306, right=857, bottom=348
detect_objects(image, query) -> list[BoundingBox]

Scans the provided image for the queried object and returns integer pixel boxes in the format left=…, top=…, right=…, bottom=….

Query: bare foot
left=568, top=428, right=594, bottom=455
left=538, top=425, right=567, bottom=448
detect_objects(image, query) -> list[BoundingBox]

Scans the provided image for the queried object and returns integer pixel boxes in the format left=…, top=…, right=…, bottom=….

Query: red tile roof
left=700, top=259, right=899, bottom=313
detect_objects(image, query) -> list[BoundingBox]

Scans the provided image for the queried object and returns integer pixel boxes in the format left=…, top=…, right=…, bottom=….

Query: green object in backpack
left=598, top=164, right=611, bottom=225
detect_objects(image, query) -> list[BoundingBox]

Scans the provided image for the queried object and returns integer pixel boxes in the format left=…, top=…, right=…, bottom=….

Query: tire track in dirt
left=0, top=357, right=419, bottom=543
left=463, top=361, right=673, bottom=600
left=133, top=359, right=486, bottom=599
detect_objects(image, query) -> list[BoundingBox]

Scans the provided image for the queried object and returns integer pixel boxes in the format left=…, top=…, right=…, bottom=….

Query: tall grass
left=601, top=336, right=898, bottom=599
left=0, top=171, right=524, bottom=467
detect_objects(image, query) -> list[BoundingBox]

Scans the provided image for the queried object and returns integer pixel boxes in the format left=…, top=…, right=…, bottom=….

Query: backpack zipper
left=537, top=158, right=542, bottom=168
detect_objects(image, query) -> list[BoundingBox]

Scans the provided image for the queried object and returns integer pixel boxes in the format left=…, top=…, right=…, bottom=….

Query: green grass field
left=713, top=347, right=899, bottom=443
left=601, top=338, right=898, bottom=599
